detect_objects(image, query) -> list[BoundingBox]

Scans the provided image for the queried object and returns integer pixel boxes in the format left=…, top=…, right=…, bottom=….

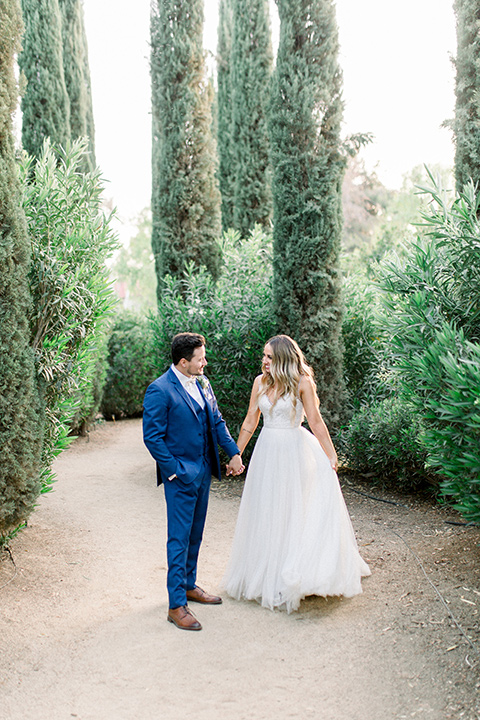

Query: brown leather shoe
left=186, top=586, right=222, bottom=605
left=167, top=605, right=202, bottom=631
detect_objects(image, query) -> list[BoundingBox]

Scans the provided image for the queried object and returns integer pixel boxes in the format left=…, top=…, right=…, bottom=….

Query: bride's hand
left=329, top=454, right=338, bottom=472
left=226, top=454, right=244, bottom=476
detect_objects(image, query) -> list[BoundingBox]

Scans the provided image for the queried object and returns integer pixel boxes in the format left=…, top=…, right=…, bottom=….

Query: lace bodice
left=258, top=393, right=304, bottom=429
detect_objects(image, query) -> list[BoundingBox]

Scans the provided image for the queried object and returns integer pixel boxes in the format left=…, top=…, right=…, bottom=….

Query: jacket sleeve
left=142, top=383, right=178, bottom=479
left=208, top=390, right=240, bottom=459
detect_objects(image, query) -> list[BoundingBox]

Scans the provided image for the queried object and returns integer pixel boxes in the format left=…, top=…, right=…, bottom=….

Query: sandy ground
left=0, top=418, right=479, bottom=720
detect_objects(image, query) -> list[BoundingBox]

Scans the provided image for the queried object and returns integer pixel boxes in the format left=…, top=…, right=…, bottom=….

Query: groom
left=143, top=332, right=244, bottom=631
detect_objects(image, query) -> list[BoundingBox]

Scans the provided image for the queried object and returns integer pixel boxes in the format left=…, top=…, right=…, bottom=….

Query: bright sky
left=83, top=0, right=456, bottom=230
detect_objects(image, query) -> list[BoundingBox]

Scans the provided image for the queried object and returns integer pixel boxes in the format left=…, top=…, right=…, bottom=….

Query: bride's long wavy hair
left=258, top=335, right=315, bottom=410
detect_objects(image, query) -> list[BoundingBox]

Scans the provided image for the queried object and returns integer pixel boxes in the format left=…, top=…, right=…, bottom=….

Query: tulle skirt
left=222, top=426, right=371, bottom=613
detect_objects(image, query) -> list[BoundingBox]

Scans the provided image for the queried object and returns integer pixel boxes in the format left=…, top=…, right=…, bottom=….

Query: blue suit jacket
left=142, top=368, right=240, bottom=486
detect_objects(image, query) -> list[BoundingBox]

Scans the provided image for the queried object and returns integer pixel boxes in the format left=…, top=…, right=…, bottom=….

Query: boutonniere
left=198, top=375, right=213, bottom=398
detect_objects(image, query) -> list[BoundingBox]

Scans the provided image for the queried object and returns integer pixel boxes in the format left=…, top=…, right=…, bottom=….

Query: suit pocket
left=174, top=459, right=198, bottom=484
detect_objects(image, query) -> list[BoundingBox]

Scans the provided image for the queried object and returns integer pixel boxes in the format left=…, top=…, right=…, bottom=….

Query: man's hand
left=226, top=454, right=244, bottom=476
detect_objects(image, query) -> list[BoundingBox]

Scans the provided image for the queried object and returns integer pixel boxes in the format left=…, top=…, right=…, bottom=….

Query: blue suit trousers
left=163, top=459, right=212, bottom=608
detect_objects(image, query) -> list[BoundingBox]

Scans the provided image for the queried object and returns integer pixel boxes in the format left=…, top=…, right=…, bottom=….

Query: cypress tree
left=18, top=0, right=70, bottom=159
left=58, top=0, right=96, bottom=169
left=0, top=0, right=43, bottom=535
left=453, top=0, right=480, bottom=191
left=269, top=0, right=346, bottom=426
left=217, top=0, right=235, bottom=232
left=151, top=0, right=221, bottom=294
left=231, top=0, right=273, bottom=236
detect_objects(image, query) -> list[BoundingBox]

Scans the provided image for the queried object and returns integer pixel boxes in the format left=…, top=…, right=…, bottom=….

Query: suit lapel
left=168, top=368, right=199, bottom=419
left=198, top=383, right=214, bottom=430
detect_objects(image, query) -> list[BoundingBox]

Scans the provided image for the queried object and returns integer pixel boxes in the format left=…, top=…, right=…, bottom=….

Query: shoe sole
left=167, top=615, right=202, bottom=631
left=186, top=597, right=222, bottom=605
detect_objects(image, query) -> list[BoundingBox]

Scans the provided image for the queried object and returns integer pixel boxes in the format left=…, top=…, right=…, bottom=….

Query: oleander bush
left=69, top=329, right=110, bottom=435
left=378, top=176, right=480, bottom=522
left=21, top=139, right=118, bottom=492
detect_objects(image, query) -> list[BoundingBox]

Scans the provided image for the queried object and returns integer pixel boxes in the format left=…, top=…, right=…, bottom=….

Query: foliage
left=150, top=0, right=221, bottom=291
left=379, top=175, right=480, bottom=522
left=229, top=0, right=273, bottom=235
left=150, top=226, right=275, bottom=455
left=69, top=329, right=109, bottom=435
left=101, top=313, right=157, bottom=419
left=112, top=208, right=157, bottom=312
left=217, top=0, right=235, bottom=231
left=58, top=0, right=96, bottom=170
left=0, top=521, right=27, bottom=551
left=453, top=0, right=480, bottom=192
left=19, top=0, right=71, bottom=158
left=410, top=326, right=480, bottom=519
left=341, top=272, right=392, bottom=409
left=20, top=139, right=118, bottom=492
left=0, top=0, right=44, bottom=535
left=268, top=0, right=346, bottom=428
left=337, top=398, right=436, bottom=491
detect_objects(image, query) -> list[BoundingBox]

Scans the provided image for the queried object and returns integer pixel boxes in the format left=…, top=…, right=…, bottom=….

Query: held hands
left=329, top=453, right=338, bottom=472
left=226, top=454, right=245, bottom=477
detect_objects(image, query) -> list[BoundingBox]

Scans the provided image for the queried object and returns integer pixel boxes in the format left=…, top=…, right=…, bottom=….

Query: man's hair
left=171, top=332, right=206, bottom=365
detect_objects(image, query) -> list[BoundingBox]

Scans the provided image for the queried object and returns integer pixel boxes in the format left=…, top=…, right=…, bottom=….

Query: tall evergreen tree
left=453, top=0, right=480, bottom=191
left=58, top=0, right=96, bottom=169
left=0, top=0, right=43, bottom=535
left=151, top=0, right=221, bottom=294
left=19, top=0, right=70, bottom=158
left=217, top=0, right=235, bottom=232
left=231, top=0, right=273, bottom=236
left=269, top=0, right=346, bottom=426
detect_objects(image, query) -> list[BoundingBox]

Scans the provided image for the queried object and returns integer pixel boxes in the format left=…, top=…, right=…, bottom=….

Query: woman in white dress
left=223, top=335, right=370, bottom=613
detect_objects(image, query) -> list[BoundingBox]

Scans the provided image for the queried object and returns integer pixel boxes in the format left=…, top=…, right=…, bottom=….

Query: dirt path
left=1, top=419, right=479, bottom=720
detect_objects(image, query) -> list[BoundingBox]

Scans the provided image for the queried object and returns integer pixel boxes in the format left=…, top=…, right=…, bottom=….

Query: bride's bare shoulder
left=250, top=375, right=263, bottom=394
left=298, top=374, right=316, bottom=397
left=299, top=374, right=314, bottom=389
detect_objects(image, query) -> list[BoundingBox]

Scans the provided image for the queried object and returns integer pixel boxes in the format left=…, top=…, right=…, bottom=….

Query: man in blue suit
left=143, top=332, right=244, bottom=631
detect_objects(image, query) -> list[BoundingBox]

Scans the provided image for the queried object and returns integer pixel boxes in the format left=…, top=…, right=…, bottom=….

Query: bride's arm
left=299, top=376, right=338, bottom=471
left=236, top=375, right=262, bottom=454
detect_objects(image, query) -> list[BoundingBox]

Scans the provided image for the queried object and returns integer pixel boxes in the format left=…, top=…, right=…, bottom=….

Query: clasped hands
left=226, top=453, right=244, bottom=477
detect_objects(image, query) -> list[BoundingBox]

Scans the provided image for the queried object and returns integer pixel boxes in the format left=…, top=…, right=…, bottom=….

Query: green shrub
left=21, top=139, right=118, bottom=491
left=379, top=176, right=480, bottom=521
left=70, top=329, right=109, bottom=435
left=391, top=322, right=480, bottom=520
left=101, top=313, right=157, bottom=419
left=341, top=272, right=394, bottom=409
left=338, top=397, right=438, bottom=491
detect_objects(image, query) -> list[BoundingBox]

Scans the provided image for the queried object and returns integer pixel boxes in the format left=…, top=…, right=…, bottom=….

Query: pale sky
left=83, top=0, right=456, bottom=230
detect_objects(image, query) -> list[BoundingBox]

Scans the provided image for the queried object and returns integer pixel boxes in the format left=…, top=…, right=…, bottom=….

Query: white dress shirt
left=171, top=363, right=205, bottom=409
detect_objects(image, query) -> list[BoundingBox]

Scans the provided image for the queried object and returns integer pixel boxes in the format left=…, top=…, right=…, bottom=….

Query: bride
left=223, top=335, right=370, bottom=613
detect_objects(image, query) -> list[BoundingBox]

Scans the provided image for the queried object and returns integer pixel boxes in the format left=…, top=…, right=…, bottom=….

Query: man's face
left=180, top=345, right=207, bottom=377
